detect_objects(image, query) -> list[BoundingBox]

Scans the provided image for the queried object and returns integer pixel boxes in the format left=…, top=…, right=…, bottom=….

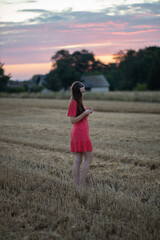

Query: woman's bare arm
left=70, top=109, right=93, bottom=124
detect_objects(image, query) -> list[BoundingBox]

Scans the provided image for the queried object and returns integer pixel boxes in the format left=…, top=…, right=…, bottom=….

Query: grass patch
left=0, top=91, right=160, bottom=102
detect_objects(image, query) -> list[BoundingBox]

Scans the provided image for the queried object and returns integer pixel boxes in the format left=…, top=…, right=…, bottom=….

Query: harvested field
left=0, top=98, right=160, bottom=240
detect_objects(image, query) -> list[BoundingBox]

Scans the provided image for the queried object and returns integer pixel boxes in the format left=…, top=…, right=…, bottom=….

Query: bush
left=30, top=85, right=44, bottom=92
left=6, top=86, right=26, bottom=93
left=134, top=83, right=148, bottom=91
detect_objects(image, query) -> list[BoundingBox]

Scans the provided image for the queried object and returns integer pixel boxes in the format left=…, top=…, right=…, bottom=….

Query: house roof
left=31, top=74, right=46, bottom=85
left=81, top=75, right=110, bottom=88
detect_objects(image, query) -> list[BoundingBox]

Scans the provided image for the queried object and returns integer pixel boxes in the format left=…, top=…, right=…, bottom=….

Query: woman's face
left=80, top=86, right=85, bottom=95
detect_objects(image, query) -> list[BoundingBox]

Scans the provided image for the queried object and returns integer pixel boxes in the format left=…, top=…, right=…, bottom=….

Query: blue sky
left=0, top=0, right=160, bottom=80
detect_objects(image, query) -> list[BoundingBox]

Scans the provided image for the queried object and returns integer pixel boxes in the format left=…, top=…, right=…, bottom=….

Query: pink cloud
left=112, top=29, right=158, bottom=35
left=131, top=25, right=160, bottom=29
left=69, top=21, right=128, bottom=29
left=57, top=29, right=80, bottom=33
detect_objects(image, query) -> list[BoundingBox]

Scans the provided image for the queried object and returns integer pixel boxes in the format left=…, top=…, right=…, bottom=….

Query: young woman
left=67, top=81, right=93, bottom=186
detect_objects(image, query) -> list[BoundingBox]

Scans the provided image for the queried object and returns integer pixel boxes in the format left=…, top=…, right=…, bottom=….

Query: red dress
left=67, top=99, right=93, bottom=152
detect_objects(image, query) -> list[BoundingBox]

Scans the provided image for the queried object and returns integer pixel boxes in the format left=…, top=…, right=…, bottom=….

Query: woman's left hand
left=86, top=107, right=93, bottom=117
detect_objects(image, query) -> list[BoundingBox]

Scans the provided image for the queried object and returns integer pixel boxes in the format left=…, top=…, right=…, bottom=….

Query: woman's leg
left=80, top=151, right=93, bottom=186
left=73, top=152, right=83, bottom=186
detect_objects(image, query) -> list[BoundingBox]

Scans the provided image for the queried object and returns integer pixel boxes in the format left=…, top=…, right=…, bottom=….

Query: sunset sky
left=0, top=0, right=160, bottom=80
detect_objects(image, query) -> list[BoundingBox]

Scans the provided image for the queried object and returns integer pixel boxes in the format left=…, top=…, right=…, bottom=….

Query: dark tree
left=46, top=61, right=80, bottom=91
left=45, top=69, right=62, bottom=91
left=47, top=49, right=108, bottom=91
left=107, top=46, right=160, bottom=90
left=0, top=63, right=11, bottom=92
left=71, top=50, right=95, bottom=73
left=147, top=49, right=160, bottom=90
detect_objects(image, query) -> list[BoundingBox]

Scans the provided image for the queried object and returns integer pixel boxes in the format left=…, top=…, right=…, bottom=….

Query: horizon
left=0, top=0, right=160, bottom=80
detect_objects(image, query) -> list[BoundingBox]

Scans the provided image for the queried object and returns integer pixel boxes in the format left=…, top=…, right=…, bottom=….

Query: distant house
left=81, top=75, right=110, bottom=92
left=29, top=74, right=47, bottom=87
left=7, top=80, right=24, bottom=88
left=29, top=73, right=110, bottom=92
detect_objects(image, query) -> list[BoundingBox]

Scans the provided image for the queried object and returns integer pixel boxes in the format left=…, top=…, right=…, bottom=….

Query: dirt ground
left=0, top=98, right=160, bottom=240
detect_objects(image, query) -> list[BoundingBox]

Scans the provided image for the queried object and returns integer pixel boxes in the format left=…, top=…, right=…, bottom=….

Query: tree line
left=0, top=46, right=160, bottom=92
left=45, top=46, right=160, bottom=91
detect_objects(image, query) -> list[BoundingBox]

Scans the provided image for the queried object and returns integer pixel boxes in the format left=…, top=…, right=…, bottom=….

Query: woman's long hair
left=70, top=81, right=85, bottom=116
